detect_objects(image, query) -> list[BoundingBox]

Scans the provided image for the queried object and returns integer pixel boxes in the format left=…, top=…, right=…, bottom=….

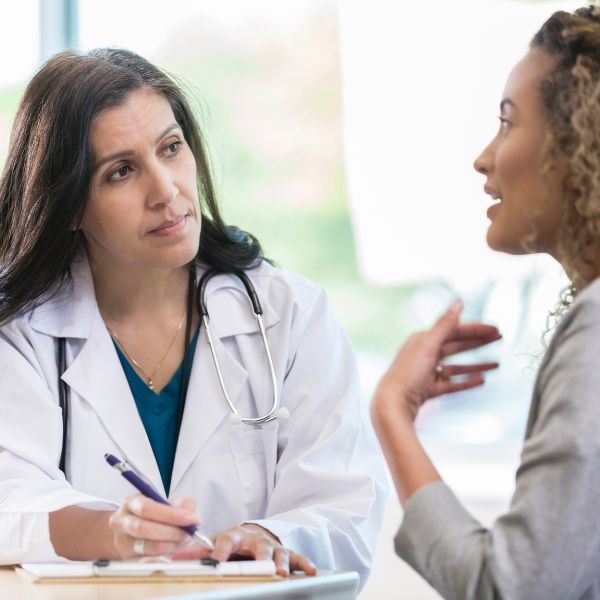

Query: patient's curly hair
left=531, top=5, right=600, bottom=302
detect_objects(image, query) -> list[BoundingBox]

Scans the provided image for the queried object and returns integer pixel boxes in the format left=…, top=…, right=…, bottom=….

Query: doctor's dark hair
left=0, top=48, right=264, bottom=324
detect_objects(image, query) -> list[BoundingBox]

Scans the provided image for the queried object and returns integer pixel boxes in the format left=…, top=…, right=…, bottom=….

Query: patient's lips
left=483, top=185, right=502, bottom=220
left=484, top=185, right=502, bottom=200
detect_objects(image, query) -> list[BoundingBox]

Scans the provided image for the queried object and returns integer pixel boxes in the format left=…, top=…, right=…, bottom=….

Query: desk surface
left=0, top=566, right=359, bottom=600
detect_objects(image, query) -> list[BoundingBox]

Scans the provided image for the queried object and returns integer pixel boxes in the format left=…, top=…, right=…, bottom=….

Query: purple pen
left=104, top=453, right=214, bottom=550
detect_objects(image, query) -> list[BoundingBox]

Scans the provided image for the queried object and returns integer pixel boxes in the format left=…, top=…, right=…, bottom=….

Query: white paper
left=19, top=562, right=95, bottom=578
left=20, top=559, right=277, bottom=579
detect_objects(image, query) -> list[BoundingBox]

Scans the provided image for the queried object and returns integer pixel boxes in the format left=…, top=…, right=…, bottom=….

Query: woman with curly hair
left=371, top=5, right=600, bottom=599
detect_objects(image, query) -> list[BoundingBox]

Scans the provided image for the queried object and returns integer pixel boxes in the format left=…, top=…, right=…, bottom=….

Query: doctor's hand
left=109, top=494, right=201, bottom=559
left=173, top=523, right=317, bottom=577
left=372, top=299, right=501, bottom=426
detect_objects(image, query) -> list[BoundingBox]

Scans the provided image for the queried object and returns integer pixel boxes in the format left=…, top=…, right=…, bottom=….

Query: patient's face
left=473, top=48, right=565, bottom=256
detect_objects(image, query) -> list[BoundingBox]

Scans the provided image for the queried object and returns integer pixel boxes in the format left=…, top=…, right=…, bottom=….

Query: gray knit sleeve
left=395, top=280, right=600, bottom=600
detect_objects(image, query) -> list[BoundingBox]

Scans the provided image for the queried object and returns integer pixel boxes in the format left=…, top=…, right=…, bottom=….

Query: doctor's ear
left=69, top=215, right=84, bottom=232
left=69, top=225, right=85, bottom=238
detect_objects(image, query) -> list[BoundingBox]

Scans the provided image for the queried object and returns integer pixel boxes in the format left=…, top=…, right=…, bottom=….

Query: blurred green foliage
left=222, top=167, right=417, bottom=353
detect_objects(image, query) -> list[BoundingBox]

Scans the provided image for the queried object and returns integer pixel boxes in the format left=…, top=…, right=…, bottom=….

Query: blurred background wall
left=0, top=1, right=583, bottom=597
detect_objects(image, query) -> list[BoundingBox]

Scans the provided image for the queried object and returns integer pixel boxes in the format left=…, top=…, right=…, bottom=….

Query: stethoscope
left=196, top=268, right=288, bottom=426
left=57, top=267, right=288, bottom=475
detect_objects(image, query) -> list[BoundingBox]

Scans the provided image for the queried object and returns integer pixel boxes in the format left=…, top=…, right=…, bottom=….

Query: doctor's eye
left=107, top=164, right=132, bottom=183
left=163, top=140, right=183, bottom=157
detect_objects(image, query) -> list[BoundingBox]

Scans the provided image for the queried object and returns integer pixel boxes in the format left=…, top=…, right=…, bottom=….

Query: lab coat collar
left=29, top=258, right=281, bottom=340
left=29, top=255, right=96, bottom=339
left=195, top=268, right=280, bottom=337
left=29, top=255, right=281, bottom=493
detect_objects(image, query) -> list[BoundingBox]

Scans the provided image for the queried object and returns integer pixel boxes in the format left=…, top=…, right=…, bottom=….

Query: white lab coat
left=0, top=255, right=388, bottom=586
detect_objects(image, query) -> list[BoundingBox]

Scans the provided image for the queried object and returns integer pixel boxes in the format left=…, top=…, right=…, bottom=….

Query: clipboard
left=17, top=559, right=279, bottom=584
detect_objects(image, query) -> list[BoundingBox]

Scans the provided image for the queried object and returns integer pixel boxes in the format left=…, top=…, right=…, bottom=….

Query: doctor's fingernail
left=449, top=299, right=462, bottom=312
left=128, top=497, right=144, bottom=514
left=182, top=511, right=199, bottom=521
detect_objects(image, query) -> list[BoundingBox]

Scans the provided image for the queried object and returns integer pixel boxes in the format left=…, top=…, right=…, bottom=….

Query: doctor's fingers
left=270, top=547, right=317, bottom=577
left=210, top=528, right=247, bottom=562
left=124, top=494, right=200, bottom=528
left=115, top=535, right=192, bottom=559
left=210, top=527, right=281, bottom=562
left=110, top=512, right=190, bottom=544
left=286, top=549, right=317, bottom=576
left=170, top=496, right=197, bottom=513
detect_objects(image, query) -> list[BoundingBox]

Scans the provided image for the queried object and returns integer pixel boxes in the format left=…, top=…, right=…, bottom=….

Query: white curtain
left=339, top=0, right=578, bottom=291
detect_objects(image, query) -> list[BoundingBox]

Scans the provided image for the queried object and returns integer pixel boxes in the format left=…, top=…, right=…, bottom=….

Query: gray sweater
left=395, top=277, right=600, bottom=600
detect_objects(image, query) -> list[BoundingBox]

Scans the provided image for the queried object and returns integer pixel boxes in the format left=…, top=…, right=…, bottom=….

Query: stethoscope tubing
left=198, top=269, right=282, bottom=425
left=57, top=268, right=283, bottom=476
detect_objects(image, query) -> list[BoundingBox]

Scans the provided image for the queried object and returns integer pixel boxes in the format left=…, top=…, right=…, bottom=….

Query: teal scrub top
left=113, top=329, right=199, bottom=495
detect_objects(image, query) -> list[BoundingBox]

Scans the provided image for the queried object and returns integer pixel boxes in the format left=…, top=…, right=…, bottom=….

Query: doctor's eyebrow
left=92, top=123, right=183, bottom=172
left=155, top=123, right=181, bottom=144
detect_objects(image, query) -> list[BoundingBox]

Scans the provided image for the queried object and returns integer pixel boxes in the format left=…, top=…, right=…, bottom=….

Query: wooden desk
left=0, top=566, right=359, bottom=599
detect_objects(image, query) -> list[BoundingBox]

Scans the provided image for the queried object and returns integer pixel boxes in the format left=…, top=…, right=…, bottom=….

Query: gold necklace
left=109, top=311, right=187, bottom=391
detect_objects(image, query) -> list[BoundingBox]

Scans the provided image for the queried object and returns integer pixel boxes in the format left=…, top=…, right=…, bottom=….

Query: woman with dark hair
left=371, top=5, right=600, bottom=599
left=0, top=48, right=387, bottom=583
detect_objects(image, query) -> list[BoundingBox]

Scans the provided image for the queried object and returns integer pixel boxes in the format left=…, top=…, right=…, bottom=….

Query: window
left=0, top=0, right=40, bottom=165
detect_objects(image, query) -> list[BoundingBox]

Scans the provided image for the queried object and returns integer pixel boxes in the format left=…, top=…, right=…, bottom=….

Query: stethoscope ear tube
left=198, top=268, right=215, bottom=317
left=198, top=269, right=281, bottom=426
left=236, top=271, right=263, bottom=315
left=57, top=337, right=69, bottom=474
left=56, top=267, right=284, bottom=476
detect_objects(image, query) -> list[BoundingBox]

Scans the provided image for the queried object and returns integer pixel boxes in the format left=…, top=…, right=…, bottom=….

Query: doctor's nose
left=146, top=163, right=179, bottom=207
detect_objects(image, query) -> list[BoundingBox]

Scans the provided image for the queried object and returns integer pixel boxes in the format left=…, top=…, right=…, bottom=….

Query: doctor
left=0, top=48, right=387, bottom=584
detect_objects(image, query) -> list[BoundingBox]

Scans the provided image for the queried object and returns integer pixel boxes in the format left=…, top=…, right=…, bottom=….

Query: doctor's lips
left=147, top=214, right=188, bottom=235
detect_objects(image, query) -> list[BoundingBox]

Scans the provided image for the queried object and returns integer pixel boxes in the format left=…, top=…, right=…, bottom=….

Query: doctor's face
left=81, top=89, right=201, bottom=272
left=473, top=49, right=564, bottom=256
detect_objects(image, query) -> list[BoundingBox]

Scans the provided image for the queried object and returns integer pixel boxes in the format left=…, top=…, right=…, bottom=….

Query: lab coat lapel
left=170, top=331, right=248, bottom=492
left=60, top=313, right=165, bottom=493
left=30, top=260, right=280, bottom=496
left=171, top=269, right=282, bottom=492
left=29, top=255, right=162, bottom=491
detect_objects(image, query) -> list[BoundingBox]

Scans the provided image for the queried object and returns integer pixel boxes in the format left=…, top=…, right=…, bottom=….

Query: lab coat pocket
left=227, top=424, right=278, bottom=520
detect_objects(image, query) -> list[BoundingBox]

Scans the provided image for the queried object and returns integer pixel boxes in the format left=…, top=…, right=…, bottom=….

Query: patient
left=371, top=5, right=600, bottom=599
